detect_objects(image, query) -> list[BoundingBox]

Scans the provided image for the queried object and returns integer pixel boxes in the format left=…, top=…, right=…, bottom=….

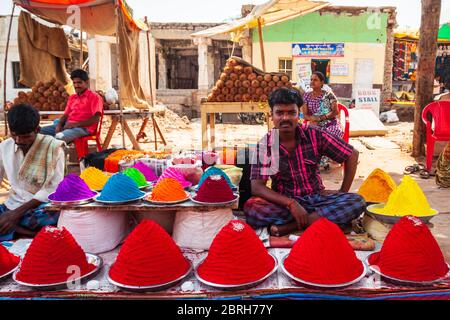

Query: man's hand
left=63, top=122, right=77, bottom=130
left=289, top=202, right=309, bottom=229
left=0, top=209, right=21, bottom=235
left=321, top=189, right=340, bottom=196
left=55, top=123, right=63, bottom=133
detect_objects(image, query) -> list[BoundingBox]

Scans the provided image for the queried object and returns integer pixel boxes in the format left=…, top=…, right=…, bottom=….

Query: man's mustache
left=279, top=121, right=292, bottom=126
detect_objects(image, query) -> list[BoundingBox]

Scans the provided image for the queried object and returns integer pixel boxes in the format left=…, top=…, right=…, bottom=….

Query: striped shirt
left=250, top=124, right=353, bottom=197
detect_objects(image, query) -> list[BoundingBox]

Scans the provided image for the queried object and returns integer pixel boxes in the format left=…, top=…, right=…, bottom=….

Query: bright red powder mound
left=195, top=175, right=235, bottom=203
left=0, top=245, right=20, bottom=275
left=109, top=220, right=190, bottom=286
left=197, top=220, right=275, bottom=285
left=368, top=216, right=449, bottom=282
left=15, top=227, right=96, bottom=284
left=284, top=218, right=364, bottom=285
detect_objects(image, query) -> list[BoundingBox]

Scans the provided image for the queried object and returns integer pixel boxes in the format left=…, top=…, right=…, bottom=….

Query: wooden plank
left=201, top=102, right=270, bottom=114
left=201, top=108, right=208, bottom=150
left=102, top=117, right=119, bottom=149
left=209, top=113, right=215, bottom=150
left=122, top=119, right=142, bottom=151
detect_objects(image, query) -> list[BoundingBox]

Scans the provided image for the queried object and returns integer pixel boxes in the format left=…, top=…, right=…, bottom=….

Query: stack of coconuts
left=207, top=57, right=292, bottom=103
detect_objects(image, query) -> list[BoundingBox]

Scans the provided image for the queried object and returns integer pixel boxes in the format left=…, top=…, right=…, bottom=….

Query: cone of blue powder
left=198, top=167, right=234, bottom=189
left=97, top=173, right=145, bottom=202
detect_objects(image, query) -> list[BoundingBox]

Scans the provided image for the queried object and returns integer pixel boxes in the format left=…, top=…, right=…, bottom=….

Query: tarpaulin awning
left=395, top=23, right=450, bottom=42
left=438, top=23, right=450, bottom=40
left=191, top=0, right=329, bottom=41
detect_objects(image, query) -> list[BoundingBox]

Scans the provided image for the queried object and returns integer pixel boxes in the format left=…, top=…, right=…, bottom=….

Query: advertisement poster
left=355, top=88, right=381, bottom=115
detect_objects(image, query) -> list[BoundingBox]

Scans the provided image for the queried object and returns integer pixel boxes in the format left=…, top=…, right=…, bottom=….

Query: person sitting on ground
left=40, top=69, right=103, bottom=143
left=244, top=88, right=365, bottom=237
left=0, top=104, right=65, bottom=240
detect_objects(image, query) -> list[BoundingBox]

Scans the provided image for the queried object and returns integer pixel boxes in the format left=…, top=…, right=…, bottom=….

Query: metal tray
left=280, top=254, right=367, bottom=289
left=48, top=192, right=98, bottom=206
left=0, top=255, right=20, bottom=282
left=94, top=194, right=146, bottom=205
left=12, top=253, right=103, bottom=291
left=139, top=183, right=153, bottom=190
left=194, top=253, right=278, bottom=291
left=107, top=262, right=193, bottom=293
left=366, top=204, right=438, bottom=224
left=189, top=193, right=239, bottom=206
left=145, top=191, right=191, bottom=205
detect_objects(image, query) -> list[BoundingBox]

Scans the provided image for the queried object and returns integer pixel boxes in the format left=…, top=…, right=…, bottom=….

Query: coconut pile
left=13, top=78, right=69, bottom=111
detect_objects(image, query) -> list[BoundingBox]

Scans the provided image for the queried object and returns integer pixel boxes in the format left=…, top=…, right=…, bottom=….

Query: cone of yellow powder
left=358, top=168, right=397, bottom=203
left=80, top=167, right=110, bottom=191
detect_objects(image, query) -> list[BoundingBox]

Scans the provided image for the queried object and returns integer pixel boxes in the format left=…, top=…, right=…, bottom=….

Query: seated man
left=40, top=69, right=103, bottom=143
left=244, top=88, right=365, bottom=237
left=0, top=104, right=65, bottom=240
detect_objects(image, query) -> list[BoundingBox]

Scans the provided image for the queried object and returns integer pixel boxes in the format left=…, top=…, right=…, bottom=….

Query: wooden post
left=79, top=23, right=83, bottom=68
left=412, top=0, right=441, bottom=157
left=2, top=3, right=15, bottom=136
left=257, top=18, right=266, bottom=72
left=144, top=17, right=154, bottom=106
left=115, top=0, right=126, bottom=149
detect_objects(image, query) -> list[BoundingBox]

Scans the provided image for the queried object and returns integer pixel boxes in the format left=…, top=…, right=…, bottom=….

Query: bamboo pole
left=115, top=0, right=126, bottom=149
left=257, top=17, right=266, bottom=72
left=144, top=16, right=154, bottom=107
left=79, top=22, right=83, bottom=68
left=2, top=3, right=16, bottom=136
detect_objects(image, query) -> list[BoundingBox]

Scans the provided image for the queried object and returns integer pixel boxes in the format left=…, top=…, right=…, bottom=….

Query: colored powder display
left=194, top=175, right=235, bottom=203
left=109, top=220, right=190, bottom=286
left=368, top=216, right=449, bottom=282
left=357, top=168, right=397, bottom=203
left=122, top=168, right=148, bottom=188
left=158, top=167, right=191, bottom=188
left=371, top=176, right=434, bottom=216
left=80, top=167, right=110, bottom=191
left=197, top=221, right=275, bottom=285
left=284, top=218, right=364, bottom=285
left=197, top=167, right=234, bottom=189
left=150, top=178, right=187, bottom=202
left=97, top=173, right=145, bottom=201
left=0, top=245, right=20, bottom=275
left=48, top=174, right=96, bottom=201
left=133, top=162, right=158, bottom=182
left=16, top=227, right=96, bottom=284
left=104, top=150, right=144, bottom=173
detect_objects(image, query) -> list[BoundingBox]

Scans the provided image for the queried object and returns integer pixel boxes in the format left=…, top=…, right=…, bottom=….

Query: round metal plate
left=12, top=253, right=103, bottom=291
left=139, top=183, right=153, bottom=190
left=194, top=253, right=278, bottom=291
left=107, top=262, right=193, bottom=293
left=48, top=192, right=98, bottom=206
left=280, top=254, right=367, bottom=289
left=366, top=204, right=438, bottom=225
left=0, top=255, right=20, bottom=282
left=145, top=191, right=191, bottom=205
left=365, top=253, right=450, bottom=286
left=189, top=193, right=239, bottom=206
left=94, top=194, right=146, bottom=204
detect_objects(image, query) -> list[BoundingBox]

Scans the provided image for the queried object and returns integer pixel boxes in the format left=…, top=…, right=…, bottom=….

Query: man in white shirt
left=0, top=104, right=65, bottom=241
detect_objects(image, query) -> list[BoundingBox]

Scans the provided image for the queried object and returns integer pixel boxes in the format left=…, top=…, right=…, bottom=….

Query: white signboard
left=355, top=88, right=381, bottom=116
left=296, top=63, right=312, bottom=92
left=331, top=63, right=349, bottom=76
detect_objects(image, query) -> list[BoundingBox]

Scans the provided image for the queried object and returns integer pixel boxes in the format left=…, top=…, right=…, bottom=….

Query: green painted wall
left=253, top=12, right=388, bottom=43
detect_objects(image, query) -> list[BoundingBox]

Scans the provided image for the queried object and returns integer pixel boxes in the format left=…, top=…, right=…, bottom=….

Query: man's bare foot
left=269, top=222, right=299, bottom=237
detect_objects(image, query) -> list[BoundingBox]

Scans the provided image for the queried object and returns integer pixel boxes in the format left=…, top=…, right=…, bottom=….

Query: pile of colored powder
left=133, top=162, right=158, bottom=182
left=109, top=220, right=190, bottom=286
left=122, top=168, right=148, bottom=188
left=0, top=245, right=20, bottom=275
left=97, top=173, right=145, bottom=202
left=197, top=221, right=275, bottom=285
left=104, top=150, right=144, bottom=173
left=157, top=167, right=191, bottom=188
left=197, top=167, right=234, bottom=189
left=358, top=168, right=397, bottom=203
left=371, top=176, right=434, bottom=216
left=194, top=175, right=235, bottom=203
left=48, top=174, right=96, bottom=201
left=16, top=227, right=96, bottom=284
left=369, top=216, right=449, bottom=282
left=80, top=167, right=110, bottom=191
left=150, top=178, right=187, bottom=202
left=284, top=218, right=364, bottom=285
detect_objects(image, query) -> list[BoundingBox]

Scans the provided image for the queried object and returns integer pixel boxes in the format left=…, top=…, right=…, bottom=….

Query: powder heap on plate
left=79, top=167, right=110, bottom=191
left=371, top=176, right=434, bottom=216
left=97, top=173, right=145, bottom=202
left=133, top=161, right=158, bottom=182
left=150, top=178, right=187, bottom=202
left=194, top=175, right=235, bottom=203
left=122, top=168, right=148, bottom=188
left=197, top=221, right=275, bottom=285
left=157, top=167, right=191, bottom=189
left=48, top=174, right=96, bottom=202
left=284, top=218, right=364, bottom=285
left=357, top=168, right=397, bottom=203
left=197, top=167, right=234, bottom=189
left=0, top=245, right=20, bottom=276
left=368, top=216, right=449, bottom=282
left=109, top=220, right=190, bottom=286
left=15, top=227, right=96, bottom=284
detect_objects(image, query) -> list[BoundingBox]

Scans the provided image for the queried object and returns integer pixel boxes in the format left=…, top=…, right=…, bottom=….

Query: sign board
left=295, top=62, right=312, bottom=92
left=292, top=43, right=345, bottom=58
left=355, top=88, right=381, bottom=116
left=331, top=63, right=349, bottom=76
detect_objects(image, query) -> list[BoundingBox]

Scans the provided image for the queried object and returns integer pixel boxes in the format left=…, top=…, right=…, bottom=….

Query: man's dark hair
left=70, top=69, right=89, bottom=81
left=7, top=103, right=40, bottom=134
left=268, top=87, right=303, bottom=109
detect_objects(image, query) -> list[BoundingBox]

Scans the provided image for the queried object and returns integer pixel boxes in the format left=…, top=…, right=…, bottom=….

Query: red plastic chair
left=74, top=113, right=104, bottom=161
left=421, top=101, right=450, bottom=171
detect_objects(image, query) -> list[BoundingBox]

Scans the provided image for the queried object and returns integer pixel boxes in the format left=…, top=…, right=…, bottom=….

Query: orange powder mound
left=80, top=167, right=110, bottom=190
left=104, top=150, right=145, bottom=173
left=358, top=168, right=397, bottom=203
left=150, top=178, right=187, bottom=202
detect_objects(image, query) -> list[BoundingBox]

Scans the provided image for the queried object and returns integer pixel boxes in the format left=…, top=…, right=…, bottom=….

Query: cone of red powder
left=15, top=227, right=96, bottom=284
left=194, top=175, right=235, bottom=203
left=0, top=245, right=20, bottom=276
left=197, top=220, right=275, bottom=285
left=284, top=218, right=364, bottom=285
left=368, top=216, right=449, bottom=282
left=109, top=220, right=191, bottom=287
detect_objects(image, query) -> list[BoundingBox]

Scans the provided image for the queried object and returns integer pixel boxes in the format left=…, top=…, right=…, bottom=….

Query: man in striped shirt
left=244, top=88, right=365, bottom=236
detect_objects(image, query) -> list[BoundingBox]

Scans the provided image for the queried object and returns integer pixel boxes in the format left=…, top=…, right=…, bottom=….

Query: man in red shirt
left=40, top=69, right=103, bottom=143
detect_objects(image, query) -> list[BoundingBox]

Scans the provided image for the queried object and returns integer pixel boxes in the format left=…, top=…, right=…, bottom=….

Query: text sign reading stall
left=292, top=43, right=345, bottom=58
left=355, top=88, right=381, bottom=115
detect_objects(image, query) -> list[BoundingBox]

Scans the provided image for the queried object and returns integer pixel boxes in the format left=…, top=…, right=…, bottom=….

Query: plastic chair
left=73, top=113, right=104, bottom=161
left=421, top=101, right=450, bottom=171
